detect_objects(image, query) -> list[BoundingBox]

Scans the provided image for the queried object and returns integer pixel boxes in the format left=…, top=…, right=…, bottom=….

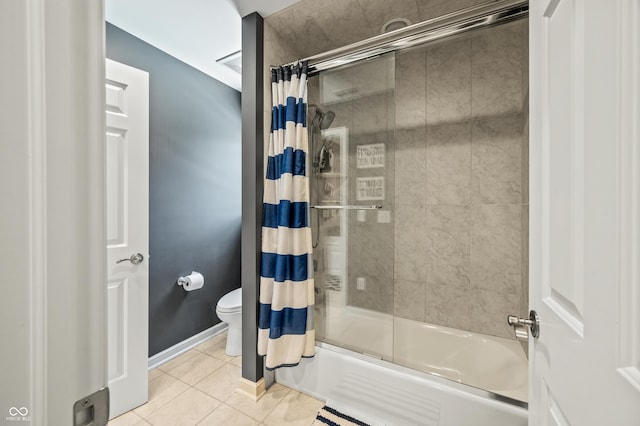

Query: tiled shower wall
left=265, top=3, right=529, bottom=340
left=263, top=22, right=299, bottom=157
left=396, top=20, right=529, bottom=339
left=340, top=20, right=529, bottom=340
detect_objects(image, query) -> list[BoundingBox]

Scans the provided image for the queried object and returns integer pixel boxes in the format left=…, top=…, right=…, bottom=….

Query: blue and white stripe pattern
left=258, top=61, right=315, bottom=370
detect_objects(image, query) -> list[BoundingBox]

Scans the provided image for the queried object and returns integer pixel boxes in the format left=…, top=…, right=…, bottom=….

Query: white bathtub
left=276, top=309, right=528, bottom=426
left=394, top=317, right=528, bottom=402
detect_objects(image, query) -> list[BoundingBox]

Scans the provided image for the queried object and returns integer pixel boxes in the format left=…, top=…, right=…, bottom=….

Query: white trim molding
left=148, top=323, right=228, bottom=370
left=617, top=0, right=640, bottom=393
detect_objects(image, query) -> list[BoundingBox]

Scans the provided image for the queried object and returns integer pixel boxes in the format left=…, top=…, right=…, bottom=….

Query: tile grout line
left=138, top=348, right=234, bottom=421
left=253, top=385, right=294, bottom=424
left=118, top=332, right=321, bottom=426
left=160, top=351, right=229, bottom=385
left=192, top=397, right=222, bottom=426
left=133, top=382, right=191, bottom=421
left=137, top=377, right=227, bottom=422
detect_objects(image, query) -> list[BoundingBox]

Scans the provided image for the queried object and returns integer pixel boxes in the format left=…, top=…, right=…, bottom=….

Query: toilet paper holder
left=177, top=271, right=205, bottom=291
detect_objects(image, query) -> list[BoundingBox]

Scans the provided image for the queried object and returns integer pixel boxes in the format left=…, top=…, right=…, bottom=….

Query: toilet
left=215, top=287, right=242, bottom=356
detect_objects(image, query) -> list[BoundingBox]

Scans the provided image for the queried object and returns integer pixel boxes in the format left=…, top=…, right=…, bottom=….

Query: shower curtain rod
left=271, top=0, right=527, bottom=75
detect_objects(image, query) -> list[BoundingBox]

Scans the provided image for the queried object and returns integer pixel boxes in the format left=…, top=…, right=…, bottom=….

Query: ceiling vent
left=216, top=50, right=242, bottom=74
left=381, top=18, right=411, bottom=34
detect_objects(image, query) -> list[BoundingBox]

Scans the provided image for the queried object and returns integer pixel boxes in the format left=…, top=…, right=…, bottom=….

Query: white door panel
left=105, top=58, right=149, bottom=419
left=529, top=0, right=640, bottom=424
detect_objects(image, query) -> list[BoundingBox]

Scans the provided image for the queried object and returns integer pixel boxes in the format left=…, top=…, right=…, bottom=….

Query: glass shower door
left=310, top=53, right=396, bottom=360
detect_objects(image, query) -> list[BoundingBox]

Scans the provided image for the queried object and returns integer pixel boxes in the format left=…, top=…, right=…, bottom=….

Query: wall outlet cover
left=356, top=277, right=366, bottom=290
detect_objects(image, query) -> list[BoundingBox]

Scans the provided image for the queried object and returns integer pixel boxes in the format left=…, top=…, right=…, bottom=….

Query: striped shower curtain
left=258, top=61, right=315, bottom=370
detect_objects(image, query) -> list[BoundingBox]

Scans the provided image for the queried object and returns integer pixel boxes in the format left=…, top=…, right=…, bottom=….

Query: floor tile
left=197, top=403, right=259, bottom=426
left=194, top=332, right=227, bottom=353
left=198, top=340, right=234, bottom=362
left=157, top=349, right=200, bottom=373
left=164, top=351, right=225, bottom=386
left=146, top=388, right=220, bottom=426
left=108, top=410, right=143, bottom=426
left=148, top=368, right=164, bottom=382
left=230, top=355, right=243, bottom=368
left=263, top=390, right=324, bottom=426
left=134, top=373, right=190, bottom=418
left=117, top=348, right=325, bottom=426
left=226, top=383, right=291, bottom=422
left=194, top=363, right=241, bottom=402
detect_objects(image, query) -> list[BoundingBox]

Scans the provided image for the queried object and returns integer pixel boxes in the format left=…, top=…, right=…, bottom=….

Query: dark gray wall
left=106, top=23, right=242, bottom=356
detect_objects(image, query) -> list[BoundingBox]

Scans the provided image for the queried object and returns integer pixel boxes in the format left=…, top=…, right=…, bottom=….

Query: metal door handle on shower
left=311, top=205, right=382, bottom=210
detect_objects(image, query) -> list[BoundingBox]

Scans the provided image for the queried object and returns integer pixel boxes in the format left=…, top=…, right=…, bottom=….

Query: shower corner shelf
left=318, top=172, right=342, bottom=178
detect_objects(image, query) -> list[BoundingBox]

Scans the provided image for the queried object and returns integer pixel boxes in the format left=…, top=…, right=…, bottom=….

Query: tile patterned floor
left=108, top=332, right=324, bottom=426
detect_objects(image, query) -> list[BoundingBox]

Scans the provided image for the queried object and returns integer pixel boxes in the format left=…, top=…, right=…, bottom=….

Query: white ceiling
left=232, top=0, right=302, bottom=18
left=105, top=0, right=302, bottom=92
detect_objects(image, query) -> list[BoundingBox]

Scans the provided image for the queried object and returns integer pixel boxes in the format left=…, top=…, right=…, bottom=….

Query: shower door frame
left=301, top=0, right=531, bottom=406
left=274, top=0, right=528, bottom=75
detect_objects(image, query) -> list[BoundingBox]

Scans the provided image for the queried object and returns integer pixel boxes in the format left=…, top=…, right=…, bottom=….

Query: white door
left=105, top=59, right=150, bottom=419
left=2, top=0, right=106, bottom=423
left=529, top=0, right=640, bottom=424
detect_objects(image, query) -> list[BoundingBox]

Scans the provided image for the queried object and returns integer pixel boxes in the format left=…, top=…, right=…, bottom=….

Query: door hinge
left=73, top=387, right=109, bottom=426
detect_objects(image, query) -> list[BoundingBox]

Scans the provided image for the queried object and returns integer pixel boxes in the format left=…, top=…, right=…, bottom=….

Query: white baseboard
left=148, top=322, right=228, bottom=370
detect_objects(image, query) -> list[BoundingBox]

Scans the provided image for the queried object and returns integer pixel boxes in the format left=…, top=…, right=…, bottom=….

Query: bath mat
left=313, top=405, right=371, bottom=426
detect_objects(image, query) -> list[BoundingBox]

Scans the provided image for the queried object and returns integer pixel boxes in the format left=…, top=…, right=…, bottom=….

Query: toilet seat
left=217, top=288, right=241, bottom=313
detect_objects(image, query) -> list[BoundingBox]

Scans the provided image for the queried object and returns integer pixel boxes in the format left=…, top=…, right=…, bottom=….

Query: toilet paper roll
left=180, top=272, right=204, bottom=291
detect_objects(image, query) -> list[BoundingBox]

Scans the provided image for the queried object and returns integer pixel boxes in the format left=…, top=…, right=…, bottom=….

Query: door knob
left=116, top=253, right=144, bottom=265
left=507, top=310, right=540, bottom=341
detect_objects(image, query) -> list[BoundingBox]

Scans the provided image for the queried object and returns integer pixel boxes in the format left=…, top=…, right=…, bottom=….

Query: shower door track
left=311, top=205, right=382, bottom=210
left=274, top=0, right=528, bottom=75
